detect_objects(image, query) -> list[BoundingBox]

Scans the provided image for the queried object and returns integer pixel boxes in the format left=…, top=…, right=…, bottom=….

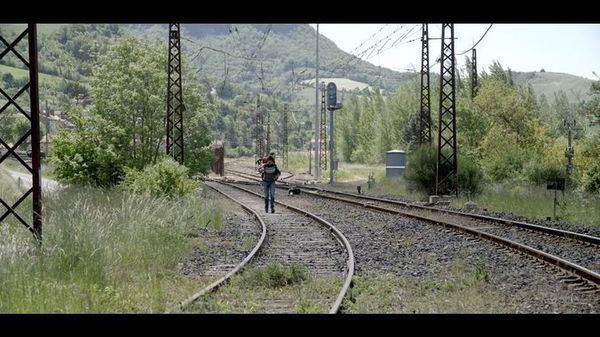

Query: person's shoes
left=265, top=206, right=269, bottom=213
left=271, top=208, right=275, bottom=213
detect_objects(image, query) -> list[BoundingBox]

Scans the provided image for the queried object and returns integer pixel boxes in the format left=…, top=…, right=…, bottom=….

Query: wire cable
left=456, top=24, right=493, bottom=56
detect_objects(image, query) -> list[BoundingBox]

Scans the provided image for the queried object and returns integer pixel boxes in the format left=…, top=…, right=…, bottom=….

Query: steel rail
left=171, top=182, right=267, bottom=312
left=218, top=180, right=355, bottom=314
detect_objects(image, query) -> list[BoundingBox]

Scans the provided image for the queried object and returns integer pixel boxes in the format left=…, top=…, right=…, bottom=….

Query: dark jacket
left=260, top=163, right=281, bottom=182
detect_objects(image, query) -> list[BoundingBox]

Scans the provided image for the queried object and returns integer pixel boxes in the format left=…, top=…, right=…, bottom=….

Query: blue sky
left=309, top=24, right=600, bottom=80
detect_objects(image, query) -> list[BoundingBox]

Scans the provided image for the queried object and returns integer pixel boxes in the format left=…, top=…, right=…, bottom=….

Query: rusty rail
left=172, top=182, right=267, bottom=312
left=219, top=181, right=355, bottom=314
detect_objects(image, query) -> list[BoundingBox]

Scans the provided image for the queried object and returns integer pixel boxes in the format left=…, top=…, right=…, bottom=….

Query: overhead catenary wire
left=426, top=24, right=492, bottom=73
left=317, top=25, right=399, bottom=75
left=183, top=37, right=255, bottom=62
left=329, top=24, right=422, bottom=82
left=251, top=24, right=272, bottom=59
left=456, top=24, right=493, bottom=56
left=186, top=24, right=421, bottom=100
left=319, top=24, right=392, bottom=73
left=187, top=25, right=273, bottom=86
left=277, top=24, right=419, bottom=98
left=374, top=25, right=421, bottom=57
left=328, top=25, right=409, bottom=74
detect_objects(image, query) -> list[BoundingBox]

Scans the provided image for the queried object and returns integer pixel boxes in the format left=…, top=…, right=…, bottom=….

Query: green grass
left=1, top=159, right=54, bottom=179
left=0, top=168, right=24, bottom=202
left=335, top=162, right=379, bottom=182
left=0, top=180, right=224, bottom=313
left=0, top=64, right=64, bottom=86
left=0, top=24, right=65, bottom=35
left=301, top=77, right=372, bottom=91
left=330, top=162, right=426, bottom=201
left=284, top=150, right=313, bottom=173
left=187, top=262, right=341, bottom=313
left=342, top=258, right=508, bottom=313
left=452, top=182, right=600, bottom=227
left=240, top=262, right=308, bottom=288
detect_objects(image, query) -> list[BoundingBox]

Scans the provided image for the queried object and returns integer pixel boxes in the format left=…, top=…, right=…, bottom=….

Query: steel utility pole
left=266, top=104, right=271, bottom=154
left=319, top=82, right=327, bottom=172
left=255, top=94, right=264, bottom=158
left=565, top=119, right=575, bottom=177
left=166, top=23, right=185, bottom=164
left=0, top=24, right=42, bottom=242
left=45, top=100, right=49, bottom=155
left=326, top=82, right=341, bottom=185
left=418, top=23, right=432, bottom=145
left=314, top=23, right=321, bottom=179
left=436, top=23, right=458, bottom=196
left=282, top=104, right=288, bottom=168
left=308, top=142, right=312, bottom=175
left=329, top=98, right=335, bottom=184
left=471, top=48, right=478, bottom=99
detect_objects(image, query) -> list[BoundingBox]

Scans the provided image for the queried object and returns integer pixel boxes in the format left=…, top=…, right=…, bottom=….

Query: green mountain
left=124, top=24, right=414, bottom=100
left=511, top=70, right=593, bottom=103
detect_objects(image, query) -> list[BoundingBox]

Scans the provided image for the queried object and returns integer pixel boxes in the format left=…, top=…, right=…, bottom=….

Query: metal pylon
left=282, top=104, right=289, bottom=168
left=255, top=94, right=264, bottom=158
left=0, top=24, right=42, bottom=242
left=166, top=23, right=184, bottom=164
left=436, top=23, right=458, bottom=196
left=319, top=82, right=327, bottom=171
left=418, top=23, right=432, bottom=145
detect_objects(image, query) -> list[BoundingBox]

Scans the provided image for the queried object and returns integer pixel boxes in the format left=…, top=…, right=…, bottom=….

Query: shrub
left=524, top=159, right=565, bottom=186
left=225, top=146, right=253, bottom=158
left=584, top=161, right=600, bottom=193
left=404, top=145, right=437, bottom=195
left=120, top=157, right=198, bottom=197
left=50, top=129, right=124, bottom=187
left=405, top=145, right=484, bottom=197
left=457, top=155, right=485, bottom=199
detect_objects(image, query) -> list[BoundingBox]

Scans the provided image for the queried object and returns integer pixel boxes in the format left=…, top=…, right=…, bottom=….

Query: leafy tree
left=184, top=112, right=213, bottom=176
left=474, top=78, right=534, bottom=140
left=335, top=94, right=360, bottom=162
left=586, top=80, right=600, bottom=126
left=456, top=98, right=489, bottom=153
left=584, top=161, right=600, bottom=193
left=351, top=90, right=377, bottom=163
left=50, top=113, right=126, bottom=187
left=90, top=37, right=167, bottom=169
left=51, top=36, right=214, bottom=185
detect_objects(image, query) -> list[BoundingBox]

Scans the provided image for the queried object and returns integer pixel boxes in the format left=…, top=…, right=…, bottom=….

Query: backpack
left=262, top=164, right=278, bottom=182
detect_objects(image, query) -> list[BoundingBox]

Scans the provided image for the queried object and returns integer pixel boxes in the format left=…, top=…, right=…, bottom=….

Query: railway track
left=179, top=179, right=354, bottom=313
left=222, top=169, right=600, bottom=294
left=173, top=182, right=267, bottom=312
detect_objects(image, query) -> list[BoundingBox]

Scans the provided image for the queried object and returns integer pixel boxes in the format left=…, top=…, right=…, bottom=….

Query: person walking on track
left=259, top=155, right=281, bottom=213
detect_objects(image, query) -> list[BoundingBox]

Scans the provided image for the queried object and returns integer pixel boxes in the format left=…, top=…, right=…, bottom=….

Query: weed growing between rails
left=0, top=185, right=223, bottom=312
left=187, top=262, right=343, bottom=313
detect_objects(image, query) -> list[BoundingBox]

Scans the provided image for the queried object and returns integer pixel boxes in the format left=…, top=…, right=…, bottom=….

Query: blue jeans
left=263, top=181, right=276, bottom=210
